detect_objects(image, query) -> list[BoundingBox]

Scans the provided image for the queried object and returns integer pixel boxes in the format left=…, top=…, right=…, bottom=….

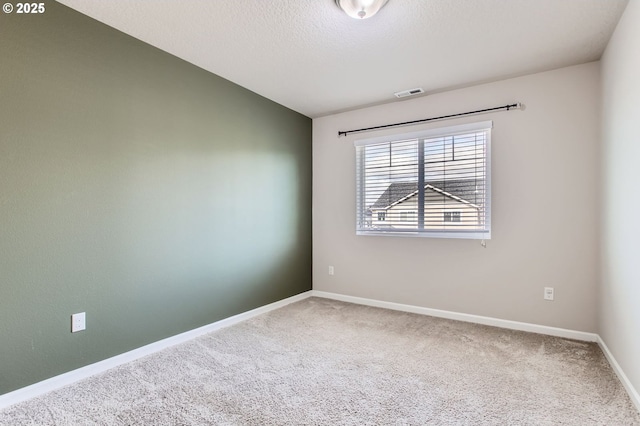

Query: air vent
left=394, top=88, right=424, bottom=99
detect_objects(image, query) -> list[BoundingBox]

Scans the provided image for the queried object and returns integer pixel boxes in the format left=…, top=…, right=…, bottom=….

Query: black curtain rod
left=338, top=102, right=522, bottom=137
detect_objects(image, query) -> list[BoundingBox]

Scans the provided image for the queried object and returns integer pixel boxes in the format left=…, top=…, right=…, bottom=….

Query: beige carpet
left=1, top=297, right=638, bottom=425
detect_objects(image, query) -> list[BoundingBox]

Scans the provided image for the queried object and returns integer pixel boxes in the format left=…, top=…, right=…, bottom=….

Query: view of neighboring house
left=368, top=179, right=485, bottom=230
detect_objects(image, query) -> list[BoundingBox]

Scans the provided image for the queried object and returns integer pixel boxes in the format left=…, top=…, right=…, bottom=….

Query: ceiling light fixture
left=335, top=0, right=389, bottom=20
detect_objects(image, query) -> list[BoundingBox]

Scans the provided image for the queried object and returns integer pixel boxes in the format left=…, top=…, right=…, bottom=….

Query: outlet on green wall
left=0, top=0, right=312, bottom=395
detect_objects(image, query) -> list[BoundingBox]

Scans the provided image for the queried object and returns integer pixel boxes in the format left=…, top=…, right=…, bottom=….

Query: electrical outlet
left=544, top=287, right=554, bottom=301
left=328, top=266, right=334, bottom=276
left=71, top=312, right=86, bottom=333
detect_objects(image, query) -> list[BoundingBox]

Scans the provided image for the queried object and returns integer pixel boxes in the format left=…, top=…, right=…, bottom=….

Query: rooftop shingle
left=371, top=179, right=483, bottom=209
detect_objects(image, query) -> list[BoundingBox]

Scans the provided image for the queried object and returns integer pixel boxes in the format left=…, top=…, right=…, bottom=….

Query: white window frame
left=355, top=121, right=492, bottom=239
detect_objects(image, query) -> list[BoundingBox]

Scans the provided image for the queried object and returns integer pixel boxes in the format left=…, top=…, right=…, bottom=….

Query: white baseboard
left=4, top=289, right=638, bottom=416
left=0, top=291, right=313, bottom=411
left=311, top=290, right=598, bottom=342
left=597, top=336, right=640, bottom=413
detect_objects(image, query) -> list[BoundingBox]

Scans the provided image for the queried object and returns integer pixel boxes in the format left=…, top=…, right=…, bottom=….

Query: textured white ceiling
left=57, top=0, right=628, bottom=118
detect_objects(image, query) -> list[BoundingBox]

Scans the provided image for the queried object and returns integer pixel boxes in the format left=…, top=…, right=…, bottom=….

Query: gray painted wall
left=313, top=63, right=600, bottom=332
left=0, top=2, right=311, bottom=395
left=600, top=0, right=640, bottom=401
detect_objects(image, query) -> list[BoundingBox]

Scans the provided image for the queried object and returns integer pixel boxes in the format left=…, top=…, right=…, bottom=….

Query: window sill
left=356, top=230, right=491, bottom=240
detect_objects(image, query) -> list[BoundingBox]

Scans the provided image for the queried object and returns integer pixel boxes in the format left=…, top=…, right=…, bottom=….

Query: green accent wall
left=0, top=1, right=311, bottom=395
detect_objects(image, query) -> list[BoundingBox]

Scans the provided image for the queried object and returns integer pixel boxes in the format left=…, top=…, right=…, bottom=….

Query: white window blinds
left=355, top=121, right=491, bottom=239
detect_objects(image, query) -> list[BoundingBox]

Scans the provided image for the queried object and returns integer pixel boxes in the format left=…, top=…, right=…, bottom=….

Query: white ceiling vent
left=394, top=88, right=425, bottom=99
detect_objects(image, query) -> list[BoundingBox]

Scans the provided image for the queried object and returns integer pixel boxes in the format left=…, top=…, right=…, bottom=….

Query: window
left=355, top=121, right=491, bottom=239
left=443, top=211, right=461, bottom=222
